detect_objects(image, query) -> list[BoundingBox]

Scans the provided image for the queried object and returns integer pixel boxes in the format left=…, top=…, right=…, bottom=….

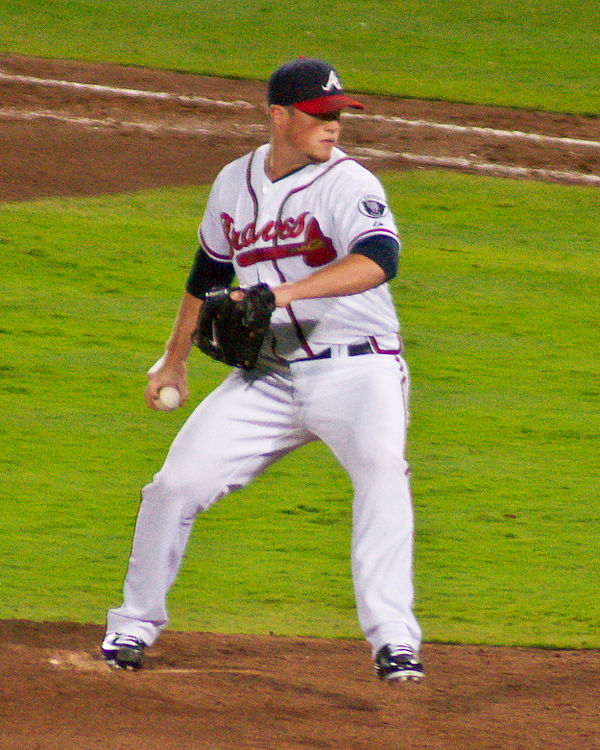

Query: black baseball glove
left=192, top=283, right=276, bottom=371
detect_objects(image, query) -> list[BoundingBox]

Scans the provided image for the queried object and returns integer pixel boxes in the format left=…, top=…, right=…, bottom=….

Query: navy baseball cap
left=267, top=58, right=365, bottom=115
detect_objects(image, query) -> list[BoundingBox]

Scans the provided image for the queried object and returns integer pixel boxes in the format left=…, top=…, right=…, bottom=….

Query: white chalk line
left=345, top=112, right=600, bottom=151
left=0, top=106, right=266, bottom=137
left=0, top=71, right=254, bottom=110
left=354, top=147, right=600, bottom=186
left=2, top=69, right=600, bottom=151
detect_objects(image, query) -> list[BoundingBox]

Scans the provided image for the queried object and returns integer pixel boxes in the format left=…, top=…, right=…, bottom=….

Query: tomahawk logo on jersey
left=199, top=144, right=401, bottom=358
left=223, top=213, right=337, bottom=269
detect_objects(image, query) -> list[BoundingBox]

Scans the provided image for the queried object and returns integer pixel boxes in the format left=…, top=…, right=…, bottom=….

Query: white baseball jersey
left=199, top=144, right=402, bottom=360
left=105, top=141, right=422, bottom=663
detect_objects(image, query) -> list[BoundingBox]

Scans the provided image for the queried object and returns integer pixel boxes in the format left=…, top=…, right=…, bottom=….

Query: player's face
left=283, top=107, right=341, bottom=164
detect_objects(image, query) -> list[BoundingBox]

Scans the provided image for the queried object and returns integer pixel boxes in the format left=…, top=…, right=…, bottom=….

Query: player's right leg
left=292, top=353, right=422, bottom=679
left=104, top=367, right=312, bottom=659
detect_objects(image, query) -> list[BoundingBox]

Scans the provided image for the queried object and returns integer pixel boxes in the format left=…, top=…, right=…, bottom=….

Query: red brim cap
left=293, top=94, right=365, bottom=115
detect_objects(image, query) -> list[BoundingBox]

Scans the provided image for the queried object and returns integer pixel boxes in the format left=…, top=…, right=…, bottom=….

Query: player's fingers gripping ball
left=192, top=283, right=276, bottom=370
left=154, top=385, right=181, bottom=411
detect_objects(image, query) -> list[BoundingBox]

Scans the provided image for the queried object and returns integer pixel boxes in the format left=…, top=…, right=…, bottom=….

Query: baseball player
left=102, top=57, right=423, bottom=682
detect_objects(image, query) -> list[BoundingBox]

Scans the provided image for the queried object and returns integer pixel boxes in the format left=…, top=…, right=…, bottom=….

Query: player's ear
left=268, top=104, right=290, bottom=129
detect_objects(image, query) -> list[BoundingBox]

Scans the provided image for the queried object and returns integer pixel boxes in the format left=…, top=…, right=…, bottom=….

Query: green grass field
left=2, top=173, right=598, bottom=648
left=1, top=0, right=599, bottom=113
left=1, top=0, right=599, bottom=651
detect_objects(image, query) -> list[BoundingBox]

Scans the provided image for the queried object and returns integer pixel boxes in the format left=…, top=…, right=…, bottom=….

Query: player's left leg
left=105, top=367, right=314, bottom=651
left=293, top=354, right=421, bottom=657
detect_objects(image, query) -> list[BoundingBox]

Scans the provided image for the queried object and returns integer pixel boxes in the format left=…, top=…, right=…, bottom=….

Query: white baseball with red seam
left=156, top=385, right=180, bottom=411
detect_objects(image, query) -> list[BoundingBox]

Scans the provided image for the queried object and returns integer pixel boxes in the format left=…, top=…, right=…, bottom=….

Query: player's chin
left=310, top=143, right=336, bottom=162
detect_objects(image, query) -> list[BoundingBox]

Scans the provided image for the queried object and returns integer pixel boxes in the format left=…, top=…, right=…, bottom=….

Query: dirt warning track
left=1, top=53, right=600, bottom=202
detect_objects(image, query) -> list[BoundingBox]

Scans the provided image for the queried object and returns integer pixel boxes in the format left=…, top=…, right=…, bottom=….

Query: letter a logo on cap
left=322, top=70, right=342, bottom=92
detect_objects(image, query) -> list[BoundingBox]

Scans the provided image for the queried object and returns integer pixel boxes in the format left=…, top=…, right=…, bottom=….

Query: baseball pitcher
left=102, top=58, right=424, bottom=683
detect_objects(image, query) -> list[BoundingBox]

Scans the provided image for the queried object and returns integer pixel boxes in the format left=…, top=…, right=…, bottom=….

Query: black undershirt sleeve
left=186, top=234, right=398, bottom=298
left=185, top=246, right=235, bottom=299
left=350, top=234, right=400, bottom=281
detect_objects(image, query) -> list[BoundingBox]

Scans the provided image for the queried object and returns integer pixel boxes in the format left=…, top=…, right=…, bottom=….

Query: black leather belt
left=291, top=341, right=374, bottom=363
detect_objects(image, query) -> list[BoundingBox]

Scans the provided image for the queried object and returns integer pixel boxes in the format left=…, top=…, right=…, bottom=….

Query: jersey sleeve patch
left=358, top=195, right=390, bottom=219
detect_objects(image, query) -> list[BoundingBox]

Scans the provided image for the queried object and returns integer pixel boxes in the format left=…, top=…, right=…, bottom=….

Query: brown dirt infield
left=2, top=620, right=599, bottom=750
left=1, top=55, right=599, bottom=749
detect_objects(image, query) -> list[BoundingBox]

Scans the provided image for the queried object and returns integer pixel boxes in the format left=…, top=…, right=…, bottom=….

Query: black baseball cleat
left=101, top=634, right=146, bottom=670
left=374, top=644, right=424, bottom=683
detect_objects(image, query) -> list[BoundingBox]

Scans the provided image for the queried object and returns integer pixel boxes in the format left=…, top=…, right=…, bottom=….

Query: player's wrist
left=148, top=351, right=188, bottom=378
left=273, top=283, right=296, bottom=307
left=164, top=347, right=189, bottom=366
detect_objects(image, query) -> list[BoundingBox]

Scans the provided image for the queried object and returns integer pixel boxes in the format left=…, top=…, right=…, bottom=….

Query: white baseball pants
left=106, top=353, right=421, bottom=655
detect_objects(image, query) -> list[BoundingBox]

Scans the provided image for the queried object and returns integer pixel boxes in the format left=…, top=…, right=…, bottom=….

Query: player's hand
left=145, top=354, right=189, bottom=410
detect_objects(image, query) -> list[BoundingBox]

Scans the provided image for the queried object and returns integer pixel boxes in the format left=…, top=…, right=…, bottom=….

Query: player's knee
left=143, top=472, right=201, bottom=513
left=350, top=442, right=407, bottom=475
left=143, top=469, right=233, bottom=514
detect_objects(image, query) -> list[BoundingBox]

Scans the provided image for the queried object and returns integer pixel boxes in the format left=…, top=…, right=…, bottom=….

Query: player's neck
left=265, top=145, right=313, bottom=182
